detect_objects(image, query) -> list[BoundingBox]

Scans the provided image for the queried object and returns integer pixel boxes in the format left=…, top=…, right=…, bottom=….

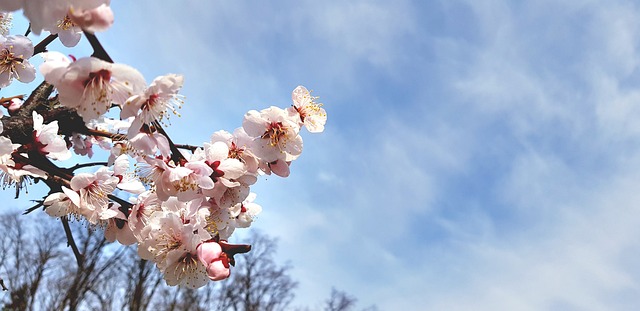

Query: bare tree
left=215, top=231, right=298, bottom=311
left=0, top=212, right=131, bottom=311
left=324, top=288, right=357, bottom=311
left=121, top=255, right=164, bottom=311
left=0, top=215, right=366, bottom=311
left=0, top=213, right=65, bottom=311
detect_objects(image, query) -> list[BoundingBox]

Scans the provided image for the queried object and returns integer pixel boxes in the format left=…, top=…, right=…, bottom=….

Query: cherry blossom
left=127, top=190, right=160, bottom=238
left=44, top=15, right=82, bottom=47
left=122, top=74, right=184, bottom=124
left=22, top=0, right=110, bottom=35
left=127, top=118, right=171, bottom=157
left=289, top=85, right=327, bottom=133
left=202, top=141, right=246, bottom=188
left=70, top=167, right=119, bottom=224
left=0, top=35, right=35, bottom=87
left=233, top=192, right=262, bottom=228
left=210, top=128, right=260, bottom=175
left=158, top=157, right=214, bottom=202
left=68, top=3, right=113, bottom=33
left=41, top=55, right=146, bottom=122
left=43, top=187, right=80, bottom=218
left=138, top=211, right=210, bottom=288
left=243, top=106, right=303, bottom=162
left=113, top=154, right=145, bottom=194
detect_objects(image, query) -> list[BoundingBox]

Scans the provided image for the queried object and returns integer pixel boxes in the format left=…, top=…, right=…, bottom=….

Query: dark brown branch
left=33, top=34, right=59, bottom=55
left=67, top=162, right=109, bottom=172
left=2, top=105, right=89, bottom=144
left=23, top=200, right=44, bottom=215
left=84, top=32, right=113, bottom=63
left=174, top=143, right=200, bottom=151
left=16, top=81, right=54, bottom=117
left=61, top=216, right=84, bottom=268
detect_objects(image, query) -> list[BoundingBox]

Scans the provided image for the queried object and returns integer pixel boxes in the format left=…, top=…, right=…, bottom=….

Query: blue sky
left=6, top=0, right=640, bottom=309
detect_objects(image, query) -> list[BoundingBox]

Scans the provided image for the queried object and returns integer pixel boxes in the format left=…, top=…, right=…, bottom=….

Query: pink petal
left=206, top=259, right=231, bottom=281
left=197, top=242, right=222, bottom=265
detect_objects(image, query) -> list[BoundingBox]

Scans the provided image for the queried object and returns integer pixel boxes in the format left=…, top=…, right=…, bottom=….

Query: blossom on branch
left=0, top=0, right=327, bottom=290
left=0, top=34, right=35, bottom=88
left=243, top=106, right=303, bottom=163
left=122, top=73, right=184, bottom=124
left=289, top=85, right=327, bottom=133
left=40, top=53, right=146, bottom=122
left=68, top=3, right=114, bottom=33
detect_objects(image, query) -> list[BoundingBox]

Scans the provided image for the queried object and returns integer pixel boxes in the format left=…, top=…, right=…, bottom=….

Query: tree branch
left=84, top=32, right=113, bottom=63
left=61, top=216, right=84, bottom=268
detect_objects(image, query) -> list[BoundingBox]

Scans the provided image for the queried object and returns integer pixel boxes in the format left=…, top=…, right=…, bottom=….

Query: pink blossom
left=121, top=74, right=184, bottom=124
left=68, top=3, right=113, bottom=33
left=210, top=128, right=260, bottom=175
left=113, top=154, right=145, bottom=194
left=127, top=118, right=171, bottom=157
left=202, top=141, right=246, bottom=188
left=137, top=212, right=211, bottom=288
left=289, top=85, right=327, bottom=133
left=127, top=190, right=160, bottom=238
left=41, top=55, right=146, bottom=122
left=22, top=0, right=109, bottom=35
left=44, top=15, right=82, bottom=47
left=233, top=192, right=262, bottom=228
left=0, top=35, right=35, bottom=88
left=43, top=186, right=80, bottom=217
left=242, top=106, right=303, bottom=162
left=70, top=167, right=119, bottom=224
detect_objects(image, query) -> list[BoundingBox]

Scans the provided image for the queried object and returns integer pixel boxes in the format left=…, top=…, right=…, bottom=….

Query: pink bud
left=196, top=241, right=223, bottom=266
left=206, top=259, right=231, bottom=281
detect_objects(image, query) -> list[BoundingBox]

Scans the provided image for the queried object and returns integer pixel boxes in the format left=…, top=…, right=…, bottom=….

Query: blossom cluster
left=0, top=2, right=326, bottom=288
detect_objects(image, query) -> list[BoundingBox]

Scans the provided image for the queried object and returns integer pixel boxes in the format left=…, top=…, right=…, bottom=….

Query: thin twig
left=33, top=34, right=59, bottom=55
left=23, top=200, right=44, bottom=215
left=61, top=217, right=84, bottom=268
left=174, top=143, right=200, bottom=151
left=67, top=162, right=109, bottom=172
left=84, top=32, right=113, bottom=63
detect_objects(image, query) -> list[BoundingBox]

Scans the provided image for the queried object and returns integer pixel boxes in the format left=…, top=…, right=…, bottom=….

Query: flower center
left=261, top=121, right=288, bottom=147
left=57, top=15, right=76, bottom=31
left=0, top=49, right=22, bottom=75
